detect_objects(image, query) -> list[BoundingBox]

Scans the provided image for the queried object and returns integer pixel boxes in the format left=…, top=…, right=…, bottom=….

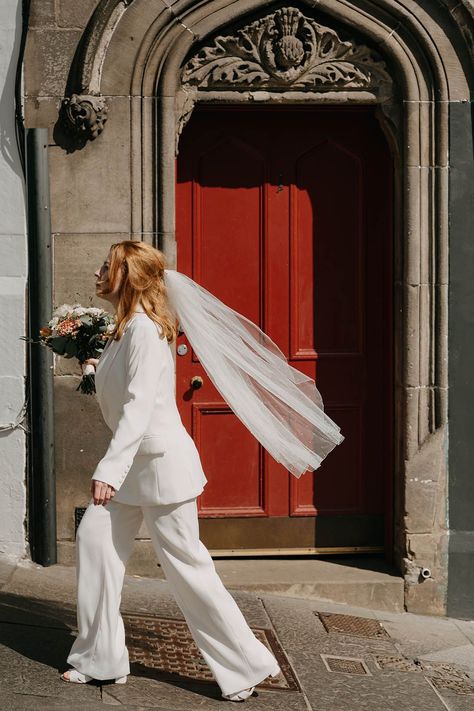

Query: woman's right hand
left=91, top=479, right=116, bottom=505
left=81, top=358, right=99, bottom=373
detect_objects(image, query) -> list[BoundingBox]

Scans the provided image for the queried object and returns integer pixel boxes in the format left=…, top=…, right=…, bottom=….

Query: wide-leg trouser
left=67, top=497, right=281, bottom=696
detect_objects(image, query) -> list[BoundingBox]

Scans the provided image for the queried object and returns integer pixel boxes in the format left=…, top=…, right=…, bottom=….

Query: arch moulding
left=62, top=0, right=473, bottom=614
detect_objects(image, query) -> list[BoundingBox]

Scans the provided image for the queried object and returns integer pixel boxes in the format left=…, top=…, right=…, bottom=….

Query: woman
left=61, top=241, right=282, bottom=701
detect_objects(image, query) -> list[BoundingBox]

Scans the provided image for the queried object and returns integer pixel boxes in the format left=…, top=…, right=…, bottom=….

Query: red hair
left=98, top=240, right=177, bottom=344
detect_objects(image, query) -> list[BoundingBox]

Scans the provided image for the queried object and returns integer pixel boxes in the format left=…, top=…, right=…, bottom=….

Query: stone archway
left=56, top=0, right=474, bottom=614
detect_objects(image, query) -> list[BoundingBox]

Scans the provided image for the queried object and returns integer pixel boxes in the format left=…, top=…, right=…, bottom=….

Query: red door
left=176, top=106, right=393, bottom=554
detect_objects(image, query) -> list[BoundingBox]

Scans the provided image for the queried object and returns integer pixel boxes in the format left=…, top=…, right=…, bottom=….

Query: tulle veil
left=164, top=269, right=344, bottom=478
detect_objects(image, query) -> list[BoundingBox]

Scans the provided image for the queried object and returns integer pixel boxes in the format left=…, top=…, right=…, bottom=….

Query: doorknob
left=190, top=375, right=203, bottom=389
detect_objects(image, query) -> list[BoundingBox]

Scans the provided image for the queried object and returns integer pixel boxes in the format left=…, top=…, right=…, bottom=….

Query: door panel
left=175, top=105, right=393, bottom=552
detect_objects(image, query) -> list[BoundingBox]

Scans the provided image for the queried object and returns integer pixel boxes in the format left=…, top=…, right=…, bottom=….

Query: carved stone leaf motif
left=181, top=7, right=391, bottom=90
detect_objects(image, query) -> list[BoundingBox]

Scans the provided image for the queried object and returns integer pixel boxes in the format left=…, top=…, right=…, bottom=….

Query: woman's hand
left=91, top=479, right=116, bottom=505
left=82, top=358, right=99, bottom=372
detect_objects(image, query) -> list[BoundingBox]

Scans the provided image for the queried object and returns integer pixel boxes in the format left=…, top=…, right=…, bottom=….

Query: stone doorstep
left=57, top=541, right=405, bottom=613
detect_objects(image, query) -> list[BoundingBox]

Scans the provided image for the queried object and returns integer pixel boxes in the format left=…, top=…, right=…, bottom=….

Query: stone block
left=404, top=386, right=419, bottom=459
left=407, top=532, right=449, bottom=577
left=54, top=376, right=110, bottom=540
left=28, top=0, right=56, bottom=28
left=418, top=167, right=433, bottom=284
left=49, top=96, right=131, bottom=234
left=53, top=232, right=119, bottom=309
left=404, top=101, right=435, bottom=168
left=404, top=166, right=424, bottom=286
left=404, top=284, right=420, bottom=386
left=57, top=0, right=98, bottom=29
left=404, top=477, right=435, bottom=533
left=24, top=95, right=62, bottom=145
left=101, top=0, right=169, bottom=96
left=404, top=576, right=447, bottom=616
left=404, top=430, right=447, bottom=535
left=24, top=29, right=82, bottom=97
left=126, top=541, right=167, bottom=579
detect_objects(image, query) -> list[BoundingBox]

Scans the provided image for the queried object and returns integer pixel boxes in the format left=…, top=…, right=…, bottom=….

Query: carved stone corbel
left=175, top=87, right=198, bottom=156
left=61, top=94, right=109, bottom=142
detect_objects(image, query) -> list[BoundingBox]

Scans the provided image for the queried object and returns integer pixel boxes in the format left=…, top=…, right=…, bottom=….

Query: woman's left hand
left=91, top=479, right=116, bottom=505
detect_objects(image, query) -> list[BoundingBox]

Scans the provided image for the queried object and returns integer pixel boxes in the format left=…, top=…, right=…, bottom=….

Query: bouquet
left=23, top=304, right=116, bottom=394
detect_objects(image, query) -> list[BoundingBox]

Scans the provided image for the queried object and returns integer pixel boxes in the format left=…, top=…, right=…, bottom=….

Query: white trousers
left=67, top=497, right=281, bottom=696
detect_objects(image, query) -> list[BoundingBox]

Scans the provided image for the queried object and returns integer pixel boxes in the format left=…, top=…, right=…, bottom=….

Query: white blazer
left=91, top=312, right=208, bottom=505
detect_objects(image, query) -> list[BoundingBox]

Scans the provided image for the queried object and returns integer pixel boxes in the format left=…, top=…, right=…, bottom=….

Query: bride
left=60, top=239, right=343, bottom=700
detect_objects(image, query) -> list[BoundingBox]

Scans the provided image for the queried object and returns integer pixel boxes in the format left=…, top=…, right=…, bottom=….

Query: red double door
left=176, top=106, right=393, bottom=554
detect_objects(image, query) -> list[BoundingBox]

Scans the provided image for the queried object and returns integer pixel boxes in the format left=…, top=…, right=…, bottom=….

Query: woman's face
left=95, top=250, right=120, bottom=305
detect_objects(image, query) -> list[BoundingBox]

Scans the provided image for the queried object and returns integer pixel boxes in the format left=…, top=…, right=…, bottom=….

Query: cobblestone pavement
left=1, top=558, right=474, bottom=711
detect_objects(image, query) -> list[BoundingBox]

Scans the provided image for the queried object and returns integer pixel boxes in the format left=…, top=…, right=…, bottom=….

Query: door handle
left=190, top=375, right=203, bottom=389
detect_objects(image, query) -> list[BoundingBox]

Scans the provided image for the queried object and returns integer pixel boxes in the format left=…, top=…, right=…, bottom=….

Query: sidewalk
left=1, top=556, right=474, bottom=711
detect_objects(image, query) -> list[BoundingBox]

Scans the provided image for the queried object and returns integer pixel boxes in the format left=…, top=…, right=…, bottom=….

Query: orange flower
left=40, top=327, right=52, bottom=337
left=57, top=318, right=80, bottom=337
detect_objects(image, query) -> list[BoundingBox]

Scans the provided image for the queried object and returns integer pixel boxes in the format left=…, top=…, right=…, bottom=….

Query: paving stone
left=2, top=562, right=78, bottom=605
left=378, top=611, right=469, bottom=657
left=262, top=594, right=397, bottom=657
left=122, top=577, right=272, bottom=628
left=0, top=624, right=99, bottom=701
left=0, top=590, right=76, bottom=630
left=287, top=649, right=447, bottom=711
left=453, top=618, right=474, bottom=645
left=104, top=673, right=306, bottom=710
left=0, top=695, right=106, bottom=711
left=2, top=560, right=474, bottom=710
left=419, top=644, right=474, bottom=676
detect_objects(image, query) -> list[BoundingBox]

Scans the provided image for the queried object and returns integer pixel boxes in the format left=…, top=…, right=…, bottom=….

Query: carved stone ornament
left=181, top=7, right=392, bottom=91
left=175, top=87, right=198, bottom=155
left=62, top=94, right=109, bottom=141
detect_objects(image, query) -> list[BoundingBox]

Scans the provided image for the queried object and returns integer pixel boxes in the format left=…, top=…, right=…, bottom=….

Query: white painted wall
left=0, top=0, right=27, bottom=558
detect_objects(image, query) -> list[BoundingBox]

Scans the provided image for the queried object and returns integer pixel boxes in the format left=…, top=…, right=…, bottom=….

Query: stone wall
left=22, top=0, right=474, bottom=616
left=25, top=0, right=132, bottom=554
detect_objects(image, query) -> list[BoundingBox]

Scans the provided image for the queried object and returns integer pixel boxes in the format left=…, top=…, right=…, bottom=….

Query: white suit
left=67, top=311, right=281, bottom=695
left=91, top=312, right=208, bottom=504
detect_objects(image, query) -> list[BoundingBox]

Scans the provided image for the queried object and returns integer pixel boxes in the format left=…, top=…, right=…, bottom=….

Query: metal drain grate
left=421, top=661, right=467, bottom=679
left=374, top=656, right=474, bottom=694
left=429, top=676, right=474, bottom=695
left=74, top=507, right=87, bottom=537
left=421, top=662, right=474, bottom=695
left=317, top=613, right=390, bottom=639
left=321, top=654, right=371, bottom=676
left=122, top=613, right=299, bottom=691
left=374, top=655, right=422, bottom=673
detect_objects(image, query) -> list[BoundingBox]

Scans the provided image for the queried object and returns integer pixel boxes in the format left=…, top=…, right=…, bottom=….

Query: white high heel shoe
left=221, top=664, right=281, bottom=701
left=222, top=686, right=256, bottom=702
left=60, top=669, right=127, bottom=684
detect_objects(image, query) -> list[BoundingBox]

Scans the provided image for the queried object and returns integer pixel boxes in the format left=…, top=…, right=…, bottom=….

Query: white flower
left=71, top=306, right=87, bottom=316
left=52, top=303, right=74, bottom=318
left=106, top=323, right=116, bottom=333
left=49, top=316, right=59, bottom=329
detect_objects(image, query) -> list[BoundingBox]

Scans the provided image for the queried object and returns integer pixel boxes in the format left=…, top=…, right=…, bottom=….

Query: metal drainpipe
left=25, top=128, right=57, bottom=566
